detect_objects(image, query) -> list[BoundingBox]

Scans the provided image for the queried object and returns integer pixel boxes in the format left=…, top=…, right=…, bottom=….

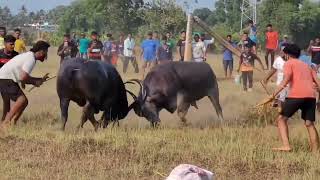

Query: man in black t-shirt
left=239, top=32, right=256, bottom=54
left=88, top=31, right=103, bottom=60
left=57, top=34, right=78, bottom=64
left=176, top=31, right=186, bottom=61
left=0, top=35, right=18, bottom=68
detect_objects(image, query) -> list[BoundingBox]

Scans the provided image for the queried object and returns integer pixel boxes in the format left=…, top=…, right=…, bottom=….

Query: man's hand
left=34, top=79, right=44, bottom=87
left=42, top=74, right=49, bottom=81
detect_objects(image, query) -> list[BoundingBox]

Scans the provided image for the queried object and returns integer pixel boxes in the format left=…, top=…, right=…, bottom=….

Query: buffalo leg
left=208, top=88, right=224, bottom=121
left=77, top=102, right=90, bottom=130
left=177, top=93, right=190, bottom=123
left=60, top=98, right=70, bottom=131
left=85, top=104, right=99, bottom=131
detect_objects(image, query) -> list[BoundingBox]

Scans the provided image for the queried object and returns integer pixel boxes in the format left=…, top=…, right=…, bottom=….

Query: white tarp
left=166, top=164, right=215, bottom=180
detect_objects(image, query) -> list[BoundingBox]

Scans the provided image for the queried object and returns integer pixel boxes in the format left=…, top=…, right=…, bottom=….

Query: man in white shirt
left=0, top=41, right=50, bottom=130
left=200, top=33, right=214, bottom=61
left=192, top=34, right=206, bottom=62
left=263, top=45, right=288, bottom=107
left=123, top=33, right=139, bottom=73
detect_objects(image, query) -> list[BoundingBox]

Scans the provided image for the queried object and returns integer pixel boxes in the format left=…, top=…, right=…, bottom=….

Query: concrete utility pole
left=183, top=0, right=198, bottom=61
left=184, top=14, right=193, bottom=61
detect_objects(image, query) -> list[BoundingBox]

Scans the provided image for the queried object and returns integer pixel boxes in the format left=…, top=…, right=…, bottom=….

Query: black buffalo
left=57, top=58, right=138, bottom=131
left=132, top=62, right=224, bottom=126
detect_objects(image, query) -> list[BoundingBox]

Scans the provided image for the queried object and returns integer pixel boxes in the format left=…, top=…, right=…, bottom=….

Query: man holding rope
left=0, top=41, right=50, bottom=131
left=268, top=44, right=320, bottom=152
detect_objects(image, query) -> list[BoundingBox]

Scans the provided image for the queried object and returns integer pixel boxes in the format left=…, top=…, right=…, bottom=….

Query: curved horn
left=142, top=86, right=148, bottom=103
left=124, top=81, right=135, bottom=85
left=126, top=90, right=137, bottom=100
left=126, top=79, right=142, bottom=91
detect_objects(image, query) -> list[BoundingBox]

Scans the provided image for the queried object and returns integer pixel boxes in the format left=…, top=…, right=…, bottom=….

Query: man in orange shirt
left=265, top=24, right=279, bottom=70
left=270, top=44, right=320, bottom=152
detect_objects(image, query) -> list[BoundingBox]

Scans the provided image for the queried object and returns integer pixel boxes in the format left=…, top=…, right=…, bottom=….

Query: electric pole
left=240, top=0, right=258, bottom=31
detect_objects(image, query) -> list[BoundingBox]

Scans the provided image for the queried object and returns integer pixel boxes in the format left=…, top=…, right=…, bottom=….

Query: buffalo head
left=126, top=79, right=160, bottom=125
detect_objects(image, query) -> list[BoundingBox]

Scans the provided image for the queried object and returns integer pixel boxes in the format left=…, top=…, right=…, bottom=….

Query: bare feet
left=272, top=146, right=292, bottom=152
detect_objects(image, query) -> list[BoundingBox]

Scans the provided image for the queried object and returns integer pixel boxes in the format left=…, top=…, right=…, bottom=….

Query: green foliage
left=258, top=0, right=320, bottom=48
left=137, top=0, right=186, bottom=37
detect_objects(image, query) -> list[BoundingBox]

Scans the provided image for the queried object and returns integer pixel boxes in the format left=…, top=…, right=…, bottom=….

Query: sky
left=0, top=0, right=215, bottom=14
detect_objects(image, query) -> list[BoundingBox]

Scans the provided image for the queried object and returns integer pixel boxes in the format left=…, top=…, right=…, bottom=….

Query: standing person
left=166, top=32, right=175, bottom=60
left=279, top=35, right=290, bottom=51
left=265, top=24, right=279, bottom=70
left=153, top=31, right=161, bottom=63
left=177, top=31, right=186, bottom=61
left=0, top=35, right=19, bottom=68
left=223, top=35, right=237, bottom=78
left=247, top=20, right=258, bottom=44
left=13, top=28, right=26, bottom=54
left=102, top=33, right=113, bottom=64
left=269, top=44, right=320, bottom=152
left=157, top=35, right=172, bottom=64
left=308, top=37, right=320, bottom=66
left=0, top=41, right=50, bottom=130
left=71, top=32, right=78, bottom=46
left=78, top=33, right=90, bottom=59
left=263, top=45, right=288, bottom=107
left=0, top=27, right=6, bottom=50
left=110, top=37, right=119, bottom=66
left=192, top=34, right=206, bottom=62
left=57, top=34, right=78, bottom=64
left=237, top=44, right=265, bottom=92
left=141, top=32, right=158, bottom=79
left=200, top=33, right=214, bottom=61
left=88, top=31, right=103, bottom=60
left=123, top=33, right=139, bottom=73
left=118, top=33, right=125, bottom=60
left=238, top=32, right=256, bottom=53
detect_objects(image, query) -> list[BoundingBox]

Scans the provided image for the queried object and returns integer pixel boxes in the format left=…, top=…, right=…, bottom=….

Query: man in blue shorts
left=223, top=35, right=237, bottom=78
left=141, top=32, right=157, bottom=79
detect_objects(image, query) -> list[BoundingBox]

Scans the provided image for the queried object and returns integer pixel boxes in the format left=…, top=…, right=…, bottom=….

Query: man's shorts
left=223, top=60, right=233, bottom=71
left=143, top=58, right=156, bottom=62
left=280, top=98, right=316, bottom=121
left=0, top=79, right=24, bottom=101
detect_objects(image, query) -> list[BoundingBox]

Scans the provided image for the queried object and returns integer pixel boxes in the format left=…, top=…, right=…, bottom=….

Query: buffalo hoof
left=150, top=122, right=160, bottom=128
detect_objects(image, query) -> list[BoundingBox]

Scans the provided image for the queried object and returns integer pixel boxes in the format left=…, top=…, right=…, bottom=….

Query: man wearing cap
left=0, top=41, right=51, bottom=131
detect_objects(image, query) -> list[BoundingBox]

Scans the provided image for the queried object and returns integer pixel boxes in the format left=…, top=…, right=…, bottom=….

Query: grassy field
left=0, top=48, right=320, bottom=179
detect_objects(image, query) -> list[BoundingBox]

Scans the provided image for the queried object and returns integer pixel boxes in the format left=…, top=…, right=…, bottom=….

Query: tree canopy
left=1, top=0, right=320, bottom=47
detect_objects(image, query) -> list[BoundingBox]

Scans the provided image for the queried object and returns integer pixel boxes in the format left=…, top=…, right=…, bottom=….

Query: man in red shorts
left=265, top=24, right=279, bottom=70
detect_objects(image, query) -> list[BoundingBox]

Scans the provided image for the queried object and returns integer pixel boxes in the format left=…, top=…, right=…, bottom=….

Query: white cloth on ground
left=166, top=164, right=215, bottom=180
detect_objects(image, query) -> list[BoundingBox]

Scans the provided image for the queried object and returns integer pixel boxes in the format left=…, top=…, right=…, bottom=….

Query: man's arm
left=57, top=45, right=66, bottom=56
left=20, top=70, right=46, bottom=87
left=273, top=75, right=291, bottom=97
left=255, top=55, right=265, bottom=70
left=238, top=55, right=243, bottom=72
